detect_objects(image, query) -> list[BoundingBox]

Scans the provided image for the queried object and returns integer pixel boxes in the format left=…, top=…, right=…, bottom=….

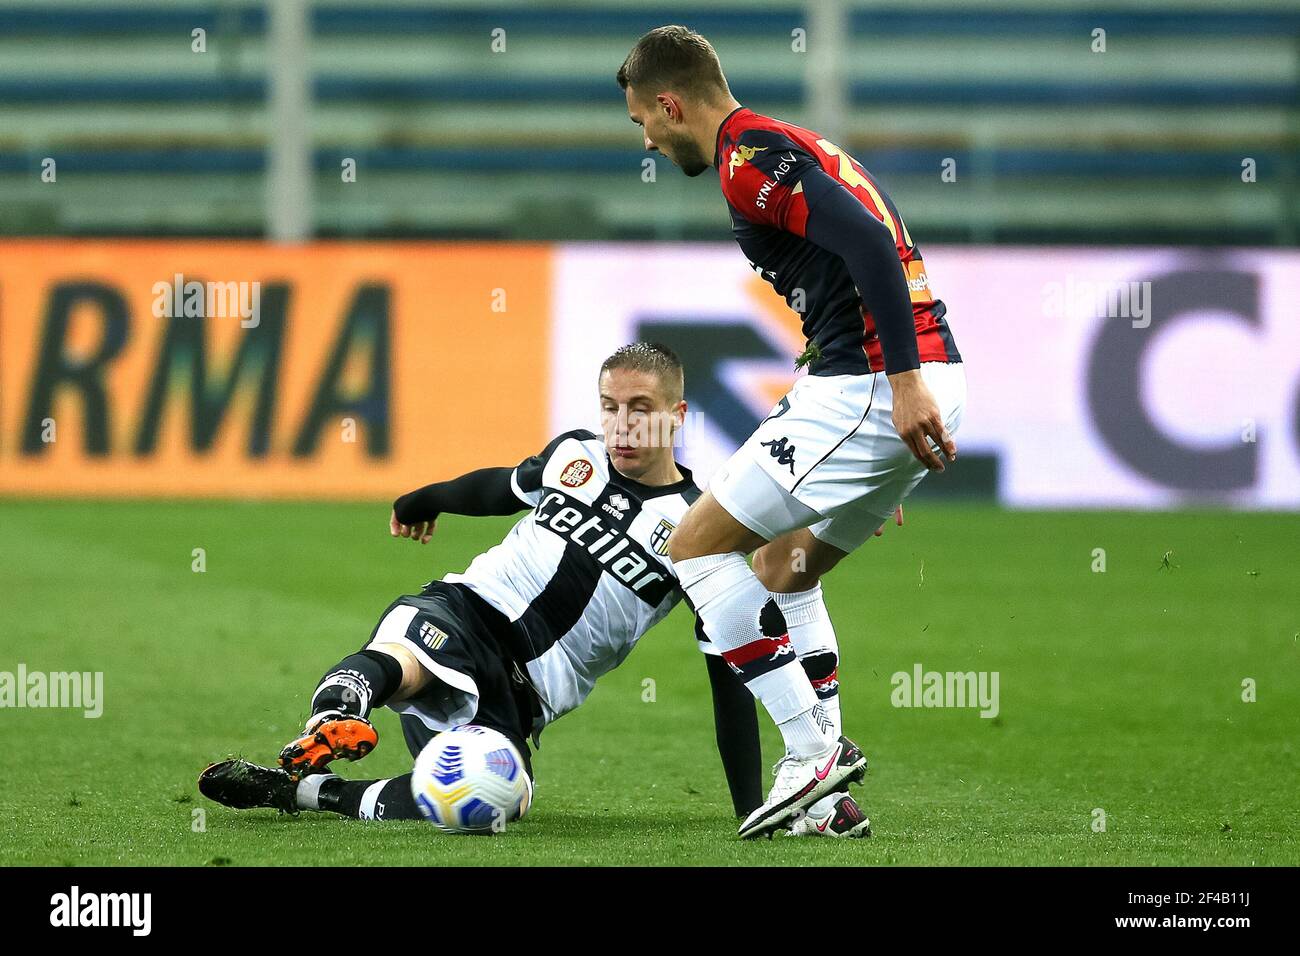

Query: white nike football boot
left=786, top=792, right=872, bottom=838
left=737, top=735, right=868, bottom=839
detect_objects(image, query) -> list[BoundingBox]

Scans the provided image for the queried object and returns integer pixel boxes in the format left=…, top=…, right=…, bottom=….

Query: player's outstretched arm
left=702, top=632, right=764, bottom=818
left=801, top=173, right=956, bottom=471
left=391, top=466, right=526, bottom=543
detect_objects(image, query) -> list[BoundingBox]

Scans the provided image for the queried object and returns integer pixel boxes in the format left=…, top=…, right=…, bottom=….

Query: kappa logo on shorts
left=418, top=621, right=449, bottom=651
left=650, top=518, right=675, bottom=556
left=559, top=459, right=594, bottom=488
left=761, top=436, right=798, bottom=475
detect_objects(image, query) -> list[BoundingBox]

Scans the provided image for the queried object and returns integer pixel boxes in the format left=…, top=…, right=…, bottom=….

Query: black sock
left=310, top=649, right=404, bottom=719
left=705, top=653, right=763, bottom=818
left=316, top=774, right=421, bottom=820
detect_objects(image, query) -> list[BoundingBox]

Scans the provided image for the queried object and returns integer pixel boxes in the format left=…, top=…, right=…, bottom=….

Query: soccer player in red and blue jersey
left=619, top=25, right=966, bottom=838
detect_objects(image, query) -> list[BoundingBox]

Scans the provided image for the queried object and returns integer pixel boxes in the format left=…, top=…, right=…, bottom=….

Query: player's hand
left=888, top=370, right=956, bottom=471
left=874, top=504, right=904, bottom=536
left=390, top=509, right=436, bottom=544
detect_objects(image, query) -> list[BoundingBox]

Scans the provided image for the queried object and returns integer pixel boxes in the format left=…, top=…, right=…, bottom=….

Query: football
left=410, top=725, right=532, bottom=834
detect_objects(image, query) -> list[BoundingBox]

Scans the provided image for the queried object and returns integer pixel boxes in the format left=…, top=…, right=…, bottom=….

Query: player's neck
left=697, top=96, right=743, bottom=159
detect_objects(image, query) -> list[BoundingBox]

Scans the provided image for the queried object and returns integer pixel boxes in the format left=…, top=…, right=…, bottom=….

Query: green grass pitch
left=0, top=500, right=1296, bottom=866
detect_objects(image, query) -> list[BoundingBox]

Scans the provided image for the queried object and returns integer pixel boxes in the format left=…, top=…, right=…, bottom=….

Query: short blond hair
left=599, top=342, right=684, bottom=402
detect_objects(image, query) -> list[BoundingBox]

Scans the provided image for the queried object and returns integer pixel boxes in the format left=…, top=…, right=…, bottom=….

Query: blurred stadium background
left=2, top=0, right=1297, bottom=502
left=1, top=1, right=1298, bottom=866
left=0, top=0, right=1296, bottom=243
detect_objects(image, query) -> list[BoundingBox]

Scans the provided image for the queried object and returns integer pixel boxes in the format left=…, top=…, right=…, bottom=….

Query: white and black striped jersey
left=443, top=430, right=706, bottom=727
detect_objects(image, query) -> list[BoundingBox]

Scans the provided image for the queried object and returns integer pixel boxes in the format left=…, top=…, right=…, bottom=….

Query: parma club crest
left=650, top=518, right=675, bottom=556
left=419, top=621, right=449, bottom=651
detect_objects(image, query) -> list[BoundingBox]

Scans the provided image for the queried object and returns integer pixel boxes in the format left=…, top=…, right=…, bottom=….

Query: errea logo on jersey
left=728, top=144, right=767, bottom=178
left=602, top=493, right=631, bottom=519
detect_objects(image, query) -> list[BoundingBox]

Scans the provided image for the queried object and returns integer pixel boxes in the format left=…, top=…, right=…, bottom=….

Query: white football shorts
left=709, top=361, right=966, bottom=554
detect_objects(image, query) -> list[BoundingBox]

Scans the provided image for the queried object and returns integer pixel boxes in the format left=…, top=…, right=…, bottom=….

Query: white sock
left=777, top=700, right=836, bottom=756
left=774, top=585, right=843, bottom=739
left=294, top=772, right=339, bottom=811
left=676, top=553, right=834, bottom=756
left=776, top=586, right=848, bottom=812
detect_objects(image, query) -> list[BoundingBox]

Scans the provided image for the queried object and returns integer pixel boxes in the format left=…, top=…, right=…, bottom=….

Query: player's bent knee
left=754, top=530, right=846, bottom=593
left=753, top=545, right=819, bottom=592
left=752, top=544, right=785, bottom=589
left=367, top=641, right=433, bottom=702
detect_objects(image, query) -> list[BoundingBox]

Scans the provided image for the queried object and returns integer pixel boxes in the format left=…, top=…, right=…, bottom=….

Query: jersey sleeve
left=802, top=172, right=922, bottom=374
left=392, top=467, right=522, bottom=524
left=719, top=127, right=836, bottom=236
left=511, top=429, right=599, bottom=506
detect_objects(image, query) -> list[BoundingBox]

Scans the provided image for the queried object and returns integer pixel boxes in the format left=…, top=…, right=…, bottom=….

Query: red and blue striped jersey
left=714, top=106, right=960, bottom=375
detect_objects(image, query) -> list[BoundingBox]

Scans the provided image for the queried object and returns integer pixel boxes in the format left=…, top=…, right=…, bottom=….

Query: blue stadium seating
left=0, top=1, right=1294, bottom=242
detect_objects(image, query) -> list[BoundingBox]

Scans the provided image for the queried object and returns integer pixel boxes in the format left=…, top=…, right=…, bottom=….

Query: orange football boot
left=278, top=714, right=378, bottom=778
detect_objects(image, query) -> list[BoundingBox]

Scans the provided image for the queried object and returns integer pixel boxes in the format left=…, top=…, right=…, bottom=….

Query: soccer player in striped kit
left=199, top=344, right=871, bottom=837
left=619, top=26, right=966, bottom=838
